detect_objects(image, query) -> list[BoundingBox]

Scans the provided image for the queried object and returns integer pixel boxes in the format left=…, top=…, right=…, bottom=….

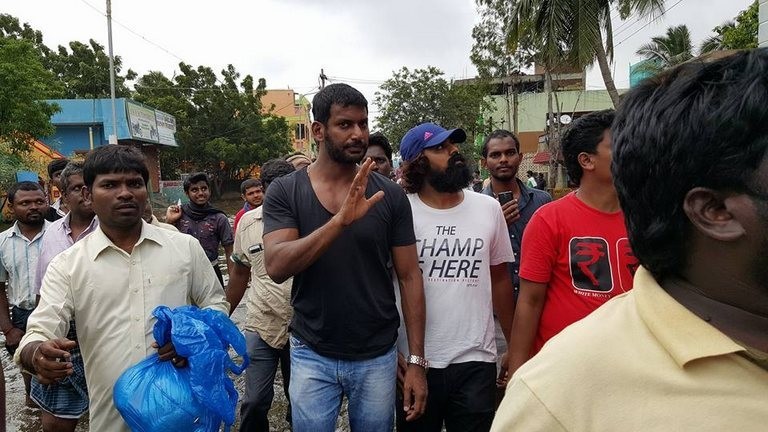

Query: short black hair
left=183, top=172, right=209, bottom=192
left=47, top=158, right=69, bottom=178
left=481, top=130, right=520, bottom=157
left=368, top=132, right=393, bottom=163
left=312, top=83, right=368, bottom=125
left=83, top=145, right=149, bottom=188
left=7, top=181, right=44, bottom=204
left=240, top=178, right=262, bottom=194
left=561, top=109, right=615, bottom=186
left=60, top=161, right=84, bottom=195
left=613, top=49, right=768, bottom=281
left=260, top=159, right=295, bottom=191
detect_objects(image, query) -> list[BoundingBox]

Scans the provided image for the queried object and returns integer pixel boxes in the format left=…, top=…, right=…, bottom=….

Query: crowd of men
left=0, top=48, right=767, bottom=432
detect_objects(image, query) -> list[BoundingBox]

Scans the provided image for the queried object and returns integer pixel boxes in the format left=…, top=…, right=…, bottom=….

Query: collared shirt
left=34, top=213, right=99, bottom=294
left=231, top=206, right=292, bottom=348
left=482, top=179, right=551, bottom=289
left=149, top=215, right=179, bottom=232
left=0, top=221, right=50, bottom=309
left=51, top=198, right=66, bottom=218
left=492, top=267, right=768, bottom=432
left=177, top=212, right=234, bottom=263
left=16, top=222, right=229, bottom=432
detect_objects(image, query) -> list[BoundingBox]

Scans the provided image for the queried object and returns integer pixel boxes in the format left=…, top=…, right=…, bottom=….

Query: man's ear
left=683, top=187, right=745, bottom=242
left=311, top=121, right=325, bottom=143
left=480, top=158, right=488, bottom=169
left=82, top=186, right=92, bottom=204
left=577, top=152, right=595, bottom=172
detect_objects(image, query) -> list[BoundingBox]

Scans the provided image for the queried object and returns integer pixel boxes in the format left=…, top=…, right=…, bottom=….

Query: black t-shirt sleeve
left=262, top=176, right=298, bottom=235
left=387, top=183, right=416, bottom=247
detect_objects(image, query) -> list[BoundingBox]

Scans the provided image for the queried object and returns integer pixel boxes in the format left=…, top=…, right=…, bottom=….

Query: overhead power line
left=78, top=0, right=185, bottom=62
left=615, top=0, right=687, bottom=48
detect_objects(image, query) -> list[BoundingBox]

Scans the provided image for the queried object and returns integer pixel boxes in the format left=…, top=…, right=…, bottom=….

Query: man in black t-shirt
left=262, top=83, right=428, bottom=432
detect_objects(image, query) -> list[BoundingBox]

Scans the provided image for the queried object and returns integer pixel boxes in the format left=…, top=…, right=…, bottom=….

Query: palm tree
left=699, top=21, right=735, bottom=53
left=635, top=24, right=694, bottom=74
left=508, top=0, right=666, bottom=108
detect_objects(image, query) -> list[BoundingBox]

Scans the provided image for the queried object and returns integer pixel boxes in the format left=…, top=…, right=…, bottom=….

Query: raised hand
left=335, top=158, right=385, bottom=227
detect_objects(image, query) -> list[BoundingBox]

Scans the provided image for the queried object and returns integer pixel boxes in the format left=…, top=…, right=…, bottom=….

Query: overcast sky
left=2, top=0, right=754, bottom=122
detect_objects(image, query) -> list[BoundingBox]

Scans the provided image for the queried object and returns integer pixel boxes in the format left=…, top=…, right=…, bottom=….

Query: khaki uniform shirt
left=16, top=222, right=228, bottom=432
left=232, top=206, right=292, bottom=348
left=492, top=267, right=768, bottom=432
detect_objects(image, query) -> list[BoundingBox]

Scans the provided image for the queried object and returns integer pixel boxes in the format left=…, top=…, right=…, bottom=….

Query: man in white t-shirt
left=395, top=123, right=516, bottom=432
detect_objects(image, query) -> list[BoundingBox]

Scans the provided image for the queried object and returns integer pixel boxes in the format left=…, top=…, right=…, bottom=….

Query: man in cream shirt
left=492, top=49, right=768, bottom=431
left=15, top=145, right=228, bottom=432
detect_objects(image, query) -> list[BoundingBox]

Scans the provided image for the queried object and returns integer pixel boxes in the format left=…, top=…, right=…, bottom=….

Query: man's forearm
left=491, top=264, right=516, bottom=345
left=399, top=273, right=426, bottom=357
left=508, top=302, right=545, bottom=373
left=19, top=340, right=42, bottom=373
left=0, top=287, right=13, bottom=333
left=223, top=246, right=234, bottom=275
left=265, top=215, right=345, bottom=283
left=226, top=263, right=250, bottom=315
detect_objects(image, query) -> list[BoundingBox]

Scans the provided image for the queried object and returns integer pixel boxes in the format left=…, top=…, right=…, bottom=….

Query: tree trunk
left=595, top=36, right=620, bottom=108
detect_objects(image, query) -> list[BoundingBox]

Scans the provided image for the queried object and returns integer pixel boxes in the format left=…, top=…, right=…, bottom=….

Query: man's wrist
left=406, top=354, right=429, bottom=370
left=21, top=341, right=42, bottom=373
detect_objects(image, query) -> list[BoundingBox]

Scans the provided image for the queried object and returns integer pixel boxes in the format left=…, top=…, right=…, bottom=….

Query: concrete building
left=261, top=89, right=313, bottom=156
left=39, top=98, right=178, bottom=192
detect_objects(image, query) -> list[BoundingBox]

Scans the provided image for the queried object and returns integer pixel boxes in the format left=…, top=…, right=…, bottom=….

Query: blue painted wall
left=40, top=98, right=131, bottom=157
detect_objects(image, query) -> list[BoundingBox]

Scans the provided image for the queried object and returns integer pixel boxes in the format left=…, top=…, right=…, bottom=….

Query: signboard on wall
left=126, top=100, right=159, bottom=143
left=155, top=110, right=177, bottom=146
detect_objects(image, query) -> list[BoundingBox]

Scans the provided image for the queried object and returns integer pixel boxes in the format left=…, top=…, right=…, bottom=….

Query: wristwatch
left=407, top=354, right=429, bottom=370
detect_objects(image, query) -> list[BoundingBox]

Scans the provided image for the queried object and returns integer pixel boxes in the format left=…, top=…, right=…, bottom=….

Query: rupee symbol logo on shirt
left=569, top=237, right=612, bottom=292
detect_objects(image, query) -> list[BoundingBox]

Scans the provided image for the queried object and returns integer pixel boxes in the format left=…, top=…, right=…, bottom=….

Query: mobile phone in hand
left=498, top=191, right=514, bottom=206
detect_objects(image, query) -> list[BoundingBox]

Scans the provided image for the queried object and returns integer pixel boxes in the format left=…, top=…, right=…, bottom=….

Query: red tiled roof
left=532, top=151, right=551, bottom=164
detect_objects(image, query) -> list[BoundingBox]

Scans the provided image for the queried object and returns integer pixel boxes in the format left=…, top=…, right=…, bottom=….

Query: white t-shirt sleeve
left=489, top=200, right=515, bottom=266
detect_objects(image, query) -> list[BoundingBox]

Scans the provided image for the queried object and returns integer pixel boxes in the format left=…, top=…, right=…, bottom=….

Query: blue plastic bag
left=113, top=305, right=249, bottom=431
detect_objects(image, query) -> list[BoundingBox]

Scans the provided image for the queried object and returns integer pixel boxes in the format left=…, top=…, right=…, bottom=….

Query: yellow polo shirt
left=492, top=267, right=768, bottom=432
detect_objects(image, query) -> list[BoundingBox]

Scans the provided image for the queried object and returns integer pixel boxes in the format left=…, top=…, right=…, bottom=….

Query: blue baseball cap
left=399, top=123, right=467, bottom=162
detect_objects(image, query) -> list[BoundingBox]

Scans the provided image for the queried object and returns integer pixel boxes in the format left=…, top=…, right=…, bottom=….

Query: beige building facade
left=261, top=89, right=313, bottom=156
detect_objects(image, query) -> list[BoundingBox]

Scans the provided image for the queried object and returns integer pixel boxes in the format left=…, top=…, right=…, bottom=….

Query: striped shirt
left=0, top=221, right=50, bottom=309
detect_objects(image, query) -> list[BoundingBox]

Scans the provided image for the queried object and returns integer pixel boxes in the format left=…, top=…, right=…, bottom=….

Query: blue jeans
left=240, top=331, right=291, bottom=432
left=289, top=335, right=396, bottom=432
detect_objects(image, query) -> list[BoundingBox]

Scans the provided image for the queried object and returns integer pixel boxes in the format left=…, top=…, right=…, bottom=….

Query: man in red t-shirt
left=507, top=109, right=638, bottom=377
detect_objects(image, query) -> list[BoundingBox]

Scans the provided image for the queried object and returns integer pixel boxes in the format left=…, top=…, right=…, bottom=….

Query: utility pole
left=319, top=69, right=328, bottom=89
left=106, top=0, right=118, bottom=144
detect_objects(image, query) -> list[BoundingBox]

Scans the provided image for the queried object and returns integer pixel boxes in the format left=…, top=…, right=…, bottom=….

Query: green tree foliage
left=374, top=66, right=492, bottom=160
left=701, top=0, right=758, bottom=53
left=47, top=39, right=137, bottom=98
left=636, top=24, right=694, bottom=73
left=471, top=0, right=535, bottom=78
left=1, top=14, right=135, bottom=99
left=133, top=64, right=292, bottom=179
left=0, top=38, right=61, bottom=153
left=508, top=0, right=665, bottom=107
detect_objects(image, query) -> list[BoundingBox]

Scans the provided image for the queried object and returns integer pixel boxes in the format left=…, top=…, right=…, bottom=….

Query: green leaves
left=0, top=38, right=61, bottom=154
left=373, top=66, right=493, bottom=160
left=635, top=24, right=694, bottom=72
left=132, top=65, right=292, bottom=179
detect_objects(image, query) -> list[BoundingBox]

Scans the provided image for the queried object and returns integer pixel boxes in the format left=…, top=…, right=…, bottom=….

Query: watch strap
left=406, top=354, right=429, bottom=369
